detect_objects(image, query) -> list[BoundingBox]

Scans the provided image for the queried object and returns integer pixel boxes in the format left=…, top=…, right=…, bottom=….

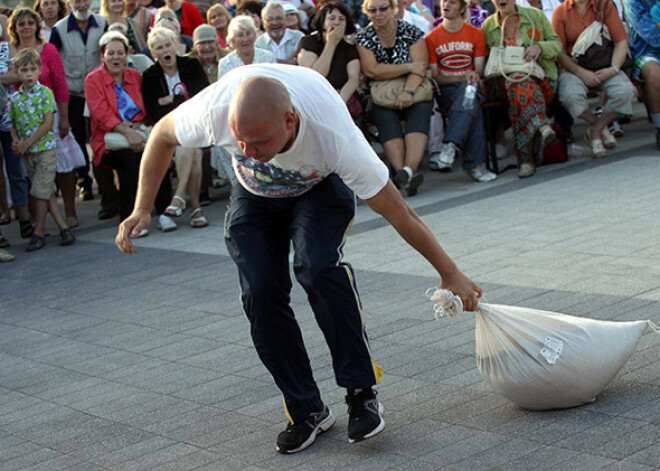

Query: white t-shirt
left=173, top=64, right=389, bottom=199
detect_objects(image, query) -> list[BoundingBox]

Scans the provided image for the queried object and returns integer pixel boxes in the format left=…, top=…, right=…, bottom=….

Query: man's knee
left=642, top=62, right=660, bottom=89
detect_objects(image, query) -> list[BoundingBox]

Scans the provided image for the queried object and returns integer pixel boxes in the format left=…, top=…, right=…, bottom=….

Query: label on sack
left=540, top=336, right=564, bottom=365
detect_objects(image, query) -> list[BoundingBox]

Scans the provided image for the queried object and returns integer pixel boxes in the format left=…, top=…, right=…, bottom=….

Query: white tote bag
left=428, top=289, right=657, bottom=410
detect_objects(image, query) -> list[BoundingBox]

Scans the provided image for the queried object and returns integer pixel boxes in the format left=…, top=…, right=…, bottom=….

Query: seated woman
left=552, top=0, right=635, bottom=158
left=298, top=2, right=361, bottom=118
left=86, top=31, right=171, bottom=235
left=186, top=24, right=228, bottom=84
left=218, top=16, right=276, bottom=79
left=625, top=0, right=660, bottom=150
left=482, top=0, right=561, bottom=177
left=143, top=26, right=210, bottom=228
left=207, top=3, right=232, bottom=48
left=141, top=9, right=193, bottom=59
left=356, top=0, right=433, bottom=196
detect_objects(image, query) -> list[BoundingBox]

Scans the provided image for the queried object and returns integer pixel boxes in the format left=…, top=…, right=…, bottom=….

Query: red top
left=85, top=66, right=147, bottom=164
left=426, top=23, right=487, bottom=78
left=15, top=43, right=69, bottom=103
left=153, top=1, right=205, bottom=37
left=552, top=0, right=627, bottom=55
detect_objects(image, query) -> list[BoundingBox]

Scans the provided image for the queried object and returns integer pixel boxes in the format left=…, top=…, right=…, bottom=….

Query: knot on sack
left=425, top=288, right=464, bottom=319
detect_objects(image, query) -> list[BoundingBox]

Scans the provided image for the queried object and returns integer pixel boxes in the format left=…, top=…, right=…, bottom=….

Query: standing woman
left=355, top=0, right=432, bottom=197
left=207, top=3, right=232, bottom=49
left=143, top=26, right=210, bottom=228
left=7, top=8, right=81, bottom=228
left=101, top=0, right=145, bottom=53
left=298, top=2, right=361, bottom=116
left=481, top=0, right=561, bottom=177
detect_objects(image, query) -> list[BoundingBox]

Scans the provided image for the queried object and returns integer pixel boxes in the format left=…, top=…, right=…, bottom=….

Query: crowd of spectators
left=0, top=0, right=658, bottom=262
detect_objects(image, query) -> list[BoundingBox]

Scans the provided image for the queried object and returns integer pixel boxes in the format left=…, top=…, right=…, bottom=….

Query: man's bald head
left=229, top=76, right=293, bottom=128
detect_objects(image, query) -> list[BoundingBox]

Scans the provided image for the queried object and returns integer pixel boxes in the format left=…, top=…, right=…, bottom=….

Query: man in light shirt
left=255, top=2, right=304, bottom=64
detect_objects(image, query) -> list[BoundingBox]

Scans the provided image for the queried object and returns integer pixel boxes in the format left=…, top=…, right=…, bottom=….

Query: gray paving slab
left=1, top=107, right=659, bottom=469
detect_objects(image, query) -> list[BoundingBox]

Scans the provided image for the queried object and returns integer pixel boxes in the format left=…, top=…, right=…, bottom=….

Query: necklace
left=376, top=19, right=396, bottom=39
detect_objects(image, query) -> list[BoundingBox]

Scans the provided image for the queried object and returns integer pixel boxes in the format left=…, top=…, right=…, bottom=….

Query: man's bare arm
left=115, top=113, right=180, bottom=254
left=365, top=181, right=482, bottom=310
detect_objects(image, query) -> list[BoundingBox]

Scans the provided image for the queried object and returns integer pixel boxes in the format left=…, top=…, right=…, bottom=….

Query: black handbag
left=575, top=0, right=633, bottom=71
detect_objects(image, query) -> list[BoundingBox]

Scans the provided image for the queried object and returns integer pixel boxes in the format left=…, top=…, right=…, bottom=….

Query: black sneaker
left=276, top=404, right=335, bottom=454
left=405, top=173, right=424, bottom=197
left=346, top=389, right=385, bottom=443
left=392, top=169, right=410, bottom=189
left=59, top=229, right=76, bottom=246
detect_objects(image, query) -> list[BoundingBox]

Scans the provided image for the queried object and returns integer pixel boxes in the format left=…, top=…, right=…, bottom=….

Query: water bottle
left=462, top=81, right=478, bottom=109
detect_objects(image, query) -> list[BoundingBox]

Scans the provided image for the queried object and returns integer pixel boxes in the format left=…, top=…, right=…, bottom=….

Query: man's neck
left=44, top=18, right=57, bottom=29
left=442, top=16, right=464, bottom=32
left=75, top=17, right=90, bottom=32
left=269, top=30, right=285, bottom=45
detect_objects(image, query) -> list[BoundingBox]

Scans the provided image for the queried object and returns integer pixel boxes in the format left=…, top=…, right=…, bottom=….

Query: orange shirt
left=552, top=0, right=627, bottom=55
left=425, top=23, right=487, bottom=78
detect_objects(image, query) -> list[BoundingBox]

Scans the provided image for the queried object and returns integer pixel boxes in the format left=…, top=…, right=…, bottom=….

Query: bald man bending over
left=116, top=64, right=481, bottom=454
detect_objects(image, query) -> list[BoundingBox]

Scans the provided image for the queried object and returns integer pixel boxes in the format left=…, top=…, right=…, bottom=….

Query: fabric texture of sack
left=104, top=124, right=152, bottom=151
left=56, top=131, right=86, bottom=173
left=428, top=288, right=656, bottom=410
left=370, top=73, right=434, bottom=110
left=484, top=10, right=545, bottom=83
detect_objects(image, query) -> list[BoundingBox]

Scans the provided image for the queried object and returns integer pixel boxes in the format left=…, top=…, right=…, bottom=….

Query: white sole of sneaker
left=348, top=403, right=385, bottom=443
left=277, top=412, right=336, bottom=454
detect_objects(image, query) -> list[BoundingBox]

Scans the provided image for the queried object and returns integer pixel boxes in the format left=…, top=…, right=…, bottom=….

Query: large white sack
left=429, top=289, right=656, bottom=410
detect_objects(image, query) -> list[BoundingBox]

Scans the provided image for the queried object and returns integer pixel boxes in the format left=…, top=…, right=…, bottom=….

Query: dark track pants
left=225, top=174, right=379, bottom=424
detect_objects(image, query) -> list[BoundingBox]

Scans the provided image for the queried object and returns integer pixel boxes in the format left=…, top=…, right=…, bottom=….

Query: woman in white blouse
left=218, top=16, right=276, bottom=79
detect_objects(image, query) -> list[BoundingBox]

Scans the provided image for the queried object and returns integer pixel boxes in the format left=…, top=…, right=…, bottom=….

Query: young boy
left=9, top=48, right=75, bottom=252
left=425, top=0, right=496, bottom=182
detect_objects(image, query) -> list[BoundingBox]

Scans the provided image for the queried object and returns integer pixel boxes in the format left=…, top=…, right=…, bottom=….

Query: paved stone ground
left=1, top=103, right=659, bottom=470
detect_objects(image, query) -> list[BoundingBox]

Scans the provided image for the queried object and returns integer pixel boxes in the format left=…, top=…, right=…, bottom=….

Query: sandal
left=601, top=127, right=616, bottom=149
left=164, top=195, right=186, bottom=217
left=0, top=235, right=10, bottom=248
left=584, top=132, right=606, bottom=159
left=190, top=208, right=208, bottom=228
left=20, top=220, right=35, bottom=238
left=26, top=234, right=46, bottom=252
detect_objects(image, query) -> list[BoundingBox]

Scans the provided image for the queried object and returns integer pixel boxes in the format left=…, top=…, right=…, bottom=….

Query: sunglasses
left=367, top=5, right=391, bottom=13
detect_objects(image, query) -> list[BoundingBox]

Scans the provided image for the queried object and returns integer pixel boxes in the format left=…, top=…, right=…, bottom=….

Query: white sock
left=651, top=113, right=660, bottom=129
left=402, top=166, right=413, bottom=178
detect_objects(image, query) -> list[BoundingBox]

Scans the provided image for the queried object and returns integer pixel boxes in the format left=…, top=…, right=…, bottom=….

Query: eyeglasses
left=367, top=5, right=391, bottom=13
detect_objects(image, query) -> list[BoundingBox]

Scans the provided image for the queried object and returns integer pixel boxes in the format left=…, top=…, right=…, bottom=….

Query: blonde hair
left=227, top=15, right=257, bottom=46
left=99, top=30, right=129, bottom=53
left=207, top=3, right=232, bottom=25
left=14, top=48, right=41, bottom=69
left=148, top=26, right=177, bottom=50
left=101, top=0, right=124, bottom=19
left=362, top=0, right=398, bottom=15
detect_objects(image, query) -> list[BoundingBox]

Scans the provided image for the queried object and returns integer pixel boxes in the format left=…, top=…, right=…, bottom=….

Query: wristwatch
left=404, top=89, right=415, bottom=96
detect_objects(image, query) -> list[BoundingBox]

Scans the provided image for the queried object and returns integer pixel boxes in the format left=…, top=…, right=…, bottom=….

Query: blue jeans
left=224, top=174, right=379, bottom=423
left=0, top=130, right=29, bottom=207
left=440, top=82, right=487, bottom=170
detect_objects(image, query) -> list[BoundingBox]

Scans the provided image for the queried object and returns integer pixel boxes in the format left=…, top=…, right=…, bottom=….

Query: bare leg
left=32, top=198, right=49, bottom=237
left=403, top=132, right=428, bottom=173
left=187, top=149, right=203, bottom=216
left=642, top=62, right=660, bottom=115
left=47, top=194, right=69, bottom=230
left=56, top=171, right=78, bottom=220
left=171, top=147, right=194, bottom=210
left=382, top=137, right=405, bottom=170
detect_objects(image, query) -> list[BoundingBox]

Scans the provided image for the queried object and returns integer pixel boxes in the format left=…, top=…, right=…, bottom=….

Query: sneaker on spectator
left=393, top=168, right=410, bottom=189
left=438, top=142, right=457, bottom=170
left=0, top=248, right=14, bottom=262
left=405, top=172, right=424, bottom=197
left=276, top=404, right=335, bottom=454
left=467, top=165, right=497, bottom=182
left=346, top=389, right=385, bottom=443
left=158, top=214, right=177, bottom=232
left=429, top=153, right=451, bottom=171
left=609, top=121, right=624, bottom=137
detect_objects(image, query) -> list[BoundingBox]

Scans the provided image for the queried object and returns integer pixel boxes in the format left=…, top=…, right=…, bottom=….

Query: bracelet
left=404, top=63, right=408, bottom=74
left=404, top=89, right=415, bottom=96
left=611, top=64, right=620, bottom=74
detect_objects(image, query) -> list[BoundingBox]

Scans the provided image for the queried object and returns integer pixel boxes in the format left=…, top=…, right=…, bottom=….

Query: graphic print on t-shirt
left=425, top=23, right=487, bottom=78
left=234, top=154, right=325, bottom=198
